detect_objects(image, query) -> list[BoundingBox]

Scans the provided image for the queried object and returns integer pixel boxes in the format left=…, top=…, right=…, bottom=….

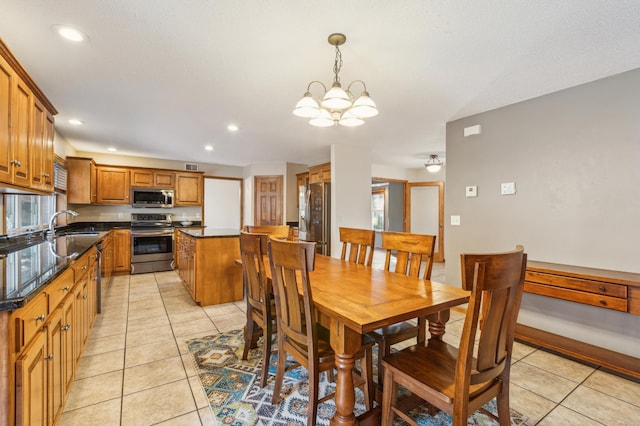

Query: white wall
left=331, top=144, right=372, bottom=257
left=445, top=68, right=640, bottom=357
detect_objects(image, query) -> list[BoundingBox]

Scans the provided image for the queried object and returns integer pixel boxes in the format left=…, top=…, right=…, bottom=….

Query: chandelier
left=425, top=155, right=443, bottom=173
left=293, top=33, right=378, bottom=127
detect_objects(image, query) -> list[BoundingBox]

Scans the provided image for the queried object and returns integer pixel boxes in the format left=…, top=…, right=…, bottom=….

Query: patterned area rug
left=187, top=330, right=527, bottom=425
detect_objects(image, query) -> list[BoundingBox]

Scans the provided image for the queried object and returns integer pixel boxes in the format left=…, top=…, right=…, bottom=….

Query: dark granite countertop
left=0, top=232, right=107, bottom=311
left=179, top=228, right=240, bottom=238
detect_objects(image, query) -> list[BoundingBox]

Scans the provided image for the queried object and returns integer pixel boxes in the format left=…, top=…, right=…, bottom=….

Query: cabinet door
left=30, top=97, right=46, bottom=189
left=154, top=171, right=175, bottom=188
left=46, top=308, right=65, bottom=426
left=175, top=173, right=203, bottom=206
left=66, top=157, right=95, bottom=204
left=113, top=230, right=131, bottom=272
left=15, top=329, right=47, bottom=426
left=11, top=77, right=32, bottom=187
left=130, top=169, right=153, bottom=187
left=96, top=166, right=130, bottom=204
left=61, top=294, right=75, bottom=395
left=42, top=112, right=55, bottom=192
left=0, top=54, right=13, bottom=184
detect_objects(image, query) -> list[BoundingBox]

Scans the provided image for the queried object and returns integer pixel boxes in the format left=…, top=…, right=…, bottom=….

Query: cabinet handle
left=599, top=286, right=607, bottom=292
left=35, top=314, right=46, bottom=324
left=45, top=353, right=54, bottom=361
left=599, top=300, right=607, bottom=306
left=63, top=323, right=71, bottom=332
left=42, top=173, right=50, bottom=178
left=83, top=294, right=88, bottom=299
left=10, top=160, right=22, bottom=167
left=62, top=286, right=71, bottom=291
left=82, top=265, right=88, bottom=271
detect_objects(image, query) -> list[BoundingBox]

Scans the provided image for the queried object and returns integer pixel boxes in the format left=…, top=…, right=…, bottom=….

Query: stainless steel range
left=130, top=213, right=174, bottom=274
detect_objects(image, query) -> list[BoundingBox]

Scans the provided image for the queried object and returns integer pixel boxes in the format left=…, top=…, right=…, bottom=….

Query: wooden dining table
left=262, top=254, right=470, bottom=426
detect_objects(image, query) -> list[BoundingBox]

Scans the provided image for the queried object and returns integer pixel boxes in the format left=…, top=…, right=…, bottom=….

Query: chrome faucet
left=48, top=210, right=79, bottom=238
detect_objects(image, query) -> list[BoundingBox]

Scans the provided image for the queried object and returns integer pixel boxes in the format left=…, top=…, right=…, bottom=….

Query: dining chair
left=339, top=227, right=376, bottom=266
left=380, top=246, right=527, bottom=426
left=239, top=231, right=276, bottom=387
left=268, top=238, right=374, bottom=426
left=367, top=231, right=436, bottom=386
left=243, top=224, right=290, bottom=240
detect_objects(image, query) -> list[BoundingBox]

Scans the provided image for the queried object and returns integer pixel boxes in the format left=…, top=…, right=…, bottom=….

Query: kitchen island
left=175, top=228, right=243, bottom=306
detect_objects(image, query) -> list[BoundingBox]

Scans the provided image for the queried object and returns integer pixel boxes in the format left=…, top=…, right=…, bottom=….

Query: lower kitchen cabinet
left=8, top=246, right=99, bottom=426
left=112, top=229, right=131, bottom=273
left=175, top=231, right=242, bottom=306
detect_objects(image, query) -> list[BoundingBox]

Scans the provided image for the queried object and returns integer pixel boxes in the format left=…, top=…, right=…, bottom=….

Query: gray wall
left=387, top=182, right=405, bottom=232
left=445, top=68, right=640, bottom=357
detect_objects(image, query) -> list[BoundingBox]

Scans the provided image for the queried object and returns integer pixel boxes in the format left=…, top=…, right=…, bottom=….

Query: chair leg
left=381, top=365, right=396, bottom=426
left=271, top=338, right=286, bottom=405
left=307, top=364, right=319, bottom=426
left=361, top=347, right=374, bottom=410
left=496, top=382, right=511, bottom=426
left=376, top=340, right=390, bottom=387
left=259, top=324, right=273, bottom=387
left=242, top=315, right=257, bottom=360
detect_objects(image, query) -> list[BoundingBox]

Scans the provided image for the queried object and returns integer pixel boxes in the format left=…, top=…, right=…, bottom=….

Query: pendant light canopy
left=293, top=33, right=378, bottom=127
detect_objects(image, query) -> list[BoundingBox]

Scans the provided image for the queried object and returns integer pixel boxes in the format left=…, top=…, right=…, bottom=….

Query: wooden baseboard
left=515, top=323, right=640, bottom=380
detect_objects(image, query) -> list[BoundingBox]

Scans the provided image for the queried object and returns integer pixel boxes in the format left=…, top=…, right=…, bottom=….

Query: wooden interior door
left=254, top=175, right=283, bottom=226
left=406, top=181, right=445, bottom=262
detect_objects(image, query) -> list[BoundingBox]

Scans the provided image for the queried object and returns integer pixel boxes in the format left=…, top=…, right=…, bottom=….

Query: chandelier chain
left=333, top=44, right=343, bottom=85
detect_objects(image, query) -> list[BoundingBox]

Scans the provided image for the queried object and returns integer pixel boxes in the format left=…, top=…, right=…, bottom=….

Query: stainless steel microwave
left=131, top=188, right=174, bottom=208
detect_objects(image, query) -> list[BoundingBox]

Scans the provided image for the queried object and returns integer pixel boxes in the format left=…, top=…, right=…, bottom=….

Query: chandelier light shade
left=425, top=154, right=443, bottom=173
left=294, top=33, right=378, bottom=127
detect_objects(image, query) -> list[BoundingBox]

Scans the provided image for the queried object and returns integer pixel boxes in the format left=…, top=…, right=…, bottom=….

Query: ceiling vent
left=185, top=163, right=199, bottom=171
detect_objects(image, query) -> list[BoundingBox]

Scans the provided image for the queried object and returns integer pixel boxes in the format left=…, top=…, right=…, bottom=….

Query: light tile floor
left=60, top=262, right=640, bottom=426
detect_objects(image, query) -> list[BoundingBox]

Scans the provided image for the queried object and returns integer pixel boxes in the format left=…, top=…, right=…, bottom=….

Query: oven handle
left=131, top=229, right=175, bottom=237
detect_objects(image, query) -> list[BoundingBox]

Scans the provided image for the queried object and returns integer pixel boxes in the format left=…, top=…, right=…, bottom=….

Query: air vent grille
left=54, top=161, right=67, bottom=193
left=185, top=163, right=199, bottom=171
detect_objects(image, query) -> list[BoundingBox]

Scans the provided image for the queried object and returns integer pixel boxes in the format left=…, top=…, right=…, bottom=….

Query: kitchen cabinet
left=112, top=229, right=131, bottom=273
left=296, top=172, right=308, bottom=208
left=175, top=230, right=242, bottom=306
left=66, top=157, right=97, bottom=204
left=0, top=39, right=56, bottom=194
left=175, top=172, right=203, bottom=206
left=130, top=168, right=175, bottom=188
left=95, top=166, right=130, bottom=204
left=308, top=162, right=330, bottom=184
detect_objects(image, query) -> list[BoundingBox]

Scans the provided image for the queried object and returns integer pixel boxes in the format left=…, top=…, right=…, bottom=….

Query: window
left=4, top=194, right=56, bottom=235
left=371, top=187, right=386, bottom=231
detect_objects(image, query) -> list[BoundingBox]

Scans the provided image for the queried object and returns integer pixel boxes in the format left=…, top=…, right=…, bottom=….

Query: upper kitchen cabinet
left=66, top=157, right=97, bottom=204
left=308, top=162, right=330, bottom=184
left=130, top=168, right=175, bottom=188
left=95, top=166, right=130, bottom=204
left=0, top=39, right=57, bottom=194
left=175, top=172, right=203, bottom=206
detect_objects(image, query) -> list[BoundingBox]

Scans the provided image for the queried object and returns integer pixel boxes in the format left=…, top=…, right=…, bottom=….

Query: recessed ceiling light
left=68, top=118, right=84, bottom=125
left=107, top=147, right=117, bottom=152
left=51, top=25, right=88, bottom=42
left=204, top=145, right=214, bottom=152
left=227, top=124, right=239, bottom=132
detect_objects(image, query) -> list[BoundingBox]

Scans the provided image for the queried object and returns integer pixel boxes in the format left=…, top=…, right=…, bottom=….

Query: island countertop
left=178, top=228, right=240, bottom=238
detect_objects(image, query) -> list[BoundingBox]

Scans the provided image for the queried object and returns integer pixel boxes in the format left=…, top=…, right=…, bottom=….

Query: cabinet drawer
left=46, top=268, right=75, bottom=312
left=72, top=254, right=90, bottom=283
left=525, top=271, right=627, bottom=298
left=13, top=292, right=48, bottom=352
left=524, top=282, right=628, bottom=312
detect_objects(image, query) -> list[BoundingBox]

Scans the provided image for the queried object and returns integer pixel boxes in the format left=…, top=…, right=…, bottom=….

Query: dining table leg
left=329, top=319, right=362, bottom=426
left=426, top=308, right=451, bottom=340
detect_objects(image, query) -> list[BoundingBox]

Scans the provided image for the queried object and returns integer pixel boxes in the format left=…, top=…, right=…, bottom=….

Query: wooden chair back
left=381, top=231, right=436, bottom=279
left=459, top=246, right=527, bottom=387
left=339, top=227, right=375, bottom=266
left=239, top=231, right=270, bottom=312
left=244, top=225, right=290, bottom=240
left=268, top=239, right=317, bottom=354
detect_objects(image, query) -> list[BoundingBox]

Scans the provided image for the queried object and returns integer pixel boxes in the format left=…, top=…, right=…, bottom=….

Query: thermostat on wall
left=466, top=186, right=477, bottom=197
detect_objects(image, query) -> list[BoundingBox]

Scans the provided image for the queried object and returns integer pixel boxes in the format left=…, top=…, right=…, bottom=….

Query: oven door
left=131, top=229, right=174, bottom=263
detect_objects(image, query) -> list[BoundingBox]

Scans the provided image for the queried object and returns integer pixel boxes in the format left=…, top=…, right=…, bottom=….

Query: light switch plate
left=466, top=186, right=477, bottom=197
left=451, top=215, right=461, bottom=226
left=501, top=182, right=516, bottom=195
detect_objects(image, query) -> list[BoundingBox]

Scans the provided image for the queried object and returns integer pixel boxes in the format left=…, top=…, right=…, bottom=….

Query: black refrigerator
left=304, top=182, right=331, bottom=256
